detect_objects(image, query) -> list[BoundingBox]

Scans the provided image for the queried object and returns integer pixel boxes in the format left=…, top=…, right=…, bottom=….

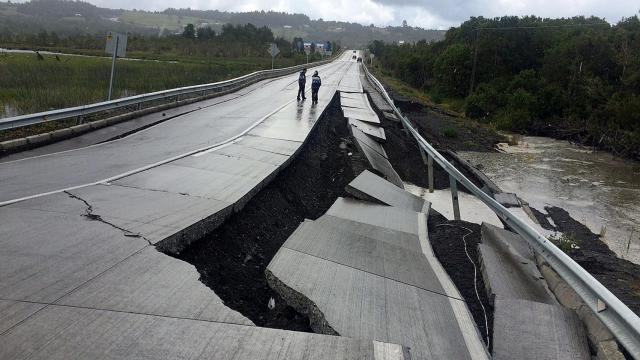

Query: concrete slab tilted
left=348, top=118, right=387, bottom=142
left=349, top=128, right=404, bottom=189
left=346, top=170, right=429, bottom=213
left=267, top=197, right=489, bottom=360
left=480, top=223, right=591, bottom=360
left=350, top=125, right=388, bottom=158
left=0, top=305, right=411, bottom=360
left=492, top=298, right=590, bottom=360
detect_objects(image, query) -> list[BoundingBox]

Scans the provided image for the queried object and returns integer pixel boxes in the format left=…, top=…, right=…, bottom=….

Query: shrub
left=443, top=127, right=458, bottom=138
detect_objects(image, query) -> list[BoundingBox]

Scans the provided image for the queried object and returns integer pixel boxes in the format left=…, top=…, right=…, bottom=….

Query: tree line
left=370, top=15, right=640, bottom=159
left=0, top=22, right=340, bottom=59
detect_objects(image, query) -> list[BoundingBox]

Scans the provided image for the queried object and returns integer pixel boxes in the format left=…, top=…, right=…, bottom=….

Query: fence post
left=449, top=175, right=461, bottom=220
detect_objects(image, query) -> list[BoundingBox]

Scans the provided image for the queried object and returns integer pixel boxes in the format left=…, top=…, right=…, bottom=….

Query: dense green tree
left=182, top=24, right=196, bottom=39
left=371, top=15, right=640, bottom=159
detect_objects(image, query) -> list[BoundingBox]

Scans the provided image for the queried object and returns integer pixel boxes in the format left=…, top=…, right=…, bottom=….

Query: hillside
left=0, top=0, right=445, bottom=47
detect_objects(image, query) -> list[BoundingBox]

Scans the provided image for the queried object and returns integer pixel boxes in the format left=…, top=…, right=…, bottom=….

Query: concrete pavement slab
left=0, top=304, right=409, bottom=360
left=235, top=135, right=302, bottom=156
left=327, top=197, right=418, bottom=235
left=340, top=92, right=368, bottom=102
left=283, top=220, right=445, bottom=294
left=350, top=131, right=404, bottom=188
left=0, top=203, right=148, bottom=303
left=342, top=107, right=380, bottom=124
left=214, top=143, right=290, bottom=166
left=57, top=247, right=252, bottom=325
left=478, top=243, right=555, bottom=304
left=314, top=215, right=422, bottom=253
left=492, top=298, right=590, bottom=360
left=175, top=151, right=279, bottom=179
left=114, top=163, right=264, bottom=206
left=350, top=125, right=388, bottom=158
left=0, top=300, right=45, bottom=334
left=249, top=107, right=319, bottom=143
left=267, top=247, right=480, bottom=360
left=341, top=98, right=368, bottom=109
left=69, top=184, right=232, bottom=240
left=481, top=222, right=534, bottom=261
left=348, top=118, right=386, bottom=141
left=346, top=170, right=428, bottom=213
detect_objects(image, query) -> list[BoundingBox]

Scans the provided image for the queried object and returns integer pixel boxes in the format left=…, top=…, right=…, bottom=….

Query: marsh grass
left=0, top=52, right=305, bottom=118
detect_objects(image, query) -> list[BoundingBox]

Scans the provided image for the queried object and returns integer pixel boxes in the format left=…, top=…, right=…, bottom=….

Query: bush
left=429, top=89, right=445, bottom=104
left=443, top=127, right=458, bottom=138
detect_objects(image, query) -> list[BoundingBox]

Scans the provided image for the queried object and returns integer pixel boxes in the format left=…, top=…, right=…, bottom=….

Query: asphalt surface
left=0, top=55, right=355, bottom=205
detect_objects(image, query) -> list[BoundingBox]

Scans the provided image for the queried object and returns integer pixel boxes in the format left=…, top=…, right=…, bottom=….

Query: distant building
left=398, top=40, right=405, bottom=45
left=283, top=25, right=292, bottom=29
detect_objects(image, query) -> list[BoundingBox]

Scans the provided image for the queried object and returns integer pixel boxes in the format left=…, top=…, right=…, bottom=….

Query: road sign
left=105, top=32, right=127, bottom=57
left=268, top=43, right=280, bottom=58
left=105, top=32, right=128, bottom=101
left=268, top=43, right=280, bottom=70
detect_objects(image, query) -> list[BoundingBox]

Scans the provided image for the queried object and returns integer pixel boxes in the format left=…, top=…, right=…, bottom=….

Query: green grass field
left=0, top=52, right=312, bottom=118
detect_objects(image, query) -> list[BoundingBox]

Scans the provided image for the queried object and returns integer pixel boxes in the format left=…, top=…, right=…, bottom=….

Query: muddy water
left=459, top=135, right=640, bottom=264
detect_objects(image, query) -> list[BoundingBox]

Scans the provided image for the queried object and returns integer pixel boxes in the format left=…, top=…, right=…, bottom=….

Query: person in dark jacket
left=297, top=68, right=307, bottom=100
left=311, top=71, right=321, bottom=104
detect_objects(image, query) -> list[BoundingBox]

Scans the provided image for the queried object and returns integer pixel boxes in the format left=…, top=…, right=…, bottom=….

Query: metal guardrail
left=0, top=57, right=337, bottom=131
left=362, top=63, right=640, bottom=358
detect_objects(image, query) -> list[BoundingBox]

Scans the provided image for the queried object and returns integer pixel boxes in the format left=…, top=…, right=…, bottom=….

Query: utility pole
left=469, top=27, right=480, bottom=96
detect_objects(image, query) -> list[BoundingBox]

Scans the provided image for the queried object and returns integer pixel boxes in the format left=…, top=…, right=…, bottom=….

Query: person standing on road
left=297, top=68, right=307, bottom=101
left=311, top=70, right=321, bottom=104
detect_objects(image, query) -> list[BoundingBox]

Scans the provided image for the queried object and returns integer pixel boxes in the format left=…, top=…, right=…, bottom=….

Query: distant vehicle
left=357, top=57, right=362, bottom=62
left=352, top=50, right=356, bottom=53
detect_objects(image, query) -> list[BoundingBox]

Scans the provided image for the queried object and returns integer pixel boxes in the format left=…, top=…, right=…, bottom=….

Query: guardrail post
left=449, top=175, right=461, bottom=220
left=428, top=155, right=434, bottom=193
left=419, top=148, right=435, bottom=193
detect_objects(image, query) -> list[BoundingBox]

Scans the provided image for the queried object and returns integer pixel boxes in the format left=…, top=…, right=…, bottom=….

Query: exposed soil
left=528, top=206, right=557, bottom=231
left=377, top=78, right=506, bottom=153
left=368, top=93, right=487, bottom=194
left=541, top=206, right=640, bottom=316
left=162, top=95, right=368, bottom=331
left=427, top=210, right=494, bottom=351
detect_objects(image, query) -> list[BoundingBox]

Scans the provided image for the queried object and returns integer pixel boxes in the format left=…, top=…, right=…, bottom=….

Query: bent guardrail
left=362, top=63, right=640, bottom=358
left=0, top=56, right=339, bottom=131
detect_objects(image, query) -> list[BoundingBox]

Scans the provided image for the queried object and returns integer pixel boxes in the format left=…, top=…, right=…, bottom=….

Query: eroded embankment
left=161, top=95, right=368, bottom=331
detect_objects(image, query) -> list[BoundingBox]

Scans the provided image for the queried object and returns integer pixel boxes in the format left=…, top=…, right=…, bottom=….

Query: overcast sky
left=40, top=0, right=640, bottom=29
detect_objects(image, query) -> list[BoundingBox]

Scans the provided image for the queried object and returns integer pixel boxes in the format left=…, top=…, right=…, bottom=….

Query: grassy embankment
left=370, top=63, right=467, bottom=116
left=369, top=63, right=508, bottom=151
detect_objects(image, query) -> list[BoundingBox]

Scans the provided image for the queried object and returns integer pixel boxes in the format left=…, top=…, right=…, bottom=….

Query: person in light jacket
left=311, top=71, right=321, bottom=104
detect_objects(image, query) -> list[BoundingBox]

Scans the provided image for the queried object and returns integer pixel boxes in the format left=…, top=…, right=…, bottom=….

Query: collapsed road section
left=1, top=53, right=410, bottom=359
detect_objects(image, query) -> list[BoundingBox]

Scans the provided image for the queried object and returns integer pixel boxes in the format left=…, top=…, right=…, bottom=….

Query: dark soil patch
left=427, top=210, right=494, bottom=351
left=544, top=206, right=640, bottom=316
left=162, top=95, right=368, bottom=331
left=529, top=207, right=557, bottom=231
left=365, top=93, right=486, bottom=194
left=406, top=108, right=506, bottom=153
